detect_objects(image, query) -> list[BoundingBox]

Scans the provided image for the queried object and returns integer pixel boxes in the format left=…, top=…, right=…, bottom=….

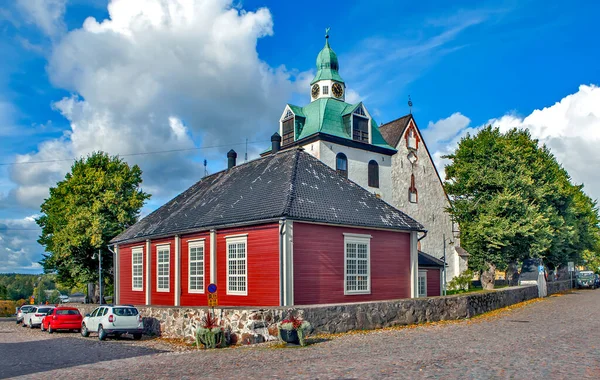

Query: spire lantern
left=310, top=28, right=346, bottom=102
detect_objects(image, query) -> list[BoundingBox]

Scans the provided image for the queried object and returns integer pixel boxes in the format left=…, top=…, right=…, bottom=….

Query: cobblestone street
left=2, top=289, right=599, bottom=379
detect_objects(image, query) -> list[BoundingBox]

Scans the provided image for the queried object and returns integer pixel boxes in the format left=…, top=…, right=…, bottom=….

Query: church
left=262, top=32, right=468, bottom=286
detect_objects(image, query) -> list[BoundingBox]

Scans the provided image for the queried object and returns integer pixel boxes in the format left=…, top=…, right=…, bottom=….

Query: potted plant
left=277, top=314, right=311, bottom=346
left=195, top=313, right=225, bottom=349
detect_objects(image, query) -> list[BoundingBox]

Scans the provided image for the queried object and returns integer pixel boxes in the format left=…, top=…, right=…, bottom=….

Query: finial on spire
left=408, top=95, right=413, bottom=114
left=325, top=27, right=330, bottom=39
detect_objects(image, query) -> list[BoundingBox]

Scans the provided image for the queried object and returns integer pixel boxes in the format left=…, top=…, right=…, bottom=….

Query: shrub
left=448, top=269, right=474, bottom=293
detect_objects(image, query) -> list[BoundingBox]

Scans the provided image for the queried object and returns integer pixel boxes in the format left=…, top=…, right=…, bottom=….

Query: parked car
left=16, top=305, right=35, bottom=325
left=23, top=305, right=55, bottom=328
left=595, top=274, right=600, bottom=289
left=81, top=305, right=143, bottom=341
left=576, top=271, right=596, bottom=289
left=41, top=307, right=83, bottom=333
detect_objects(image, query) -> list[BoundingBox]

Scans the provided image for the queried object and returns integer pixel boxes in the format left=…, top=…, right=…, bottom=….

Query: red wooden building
left=112, top=143, right=439, bottom=307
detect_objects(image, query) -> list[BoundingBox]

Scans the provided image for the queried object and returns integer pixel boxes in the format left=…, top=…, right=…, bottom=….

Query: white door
left=418, top=270, right=427, bottom=298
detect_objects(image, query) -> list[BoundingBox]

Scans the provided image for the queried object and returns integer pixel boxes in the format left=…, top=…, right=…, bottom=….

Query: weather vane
left=325, top=27, right=330, bottom=39
left=408, top=95, right=413, bottom=114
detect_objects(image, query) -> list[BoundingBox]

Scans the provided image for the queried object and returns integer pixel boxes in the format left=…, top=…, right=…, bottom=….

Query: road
left=1, top=289, right=599, bottom=379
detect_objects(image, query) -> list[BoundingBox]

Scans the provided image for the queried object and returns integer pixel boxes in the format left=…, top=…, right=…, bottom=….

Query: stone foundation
left=65, top=283, right=574, bottom=344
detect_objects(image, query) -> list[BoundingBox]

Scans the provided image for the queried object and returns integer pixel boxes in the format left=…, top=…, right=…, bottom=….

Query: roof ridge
left=379, top=113, right=411, bottom=128
left=282, top=149, right=301, bottom=215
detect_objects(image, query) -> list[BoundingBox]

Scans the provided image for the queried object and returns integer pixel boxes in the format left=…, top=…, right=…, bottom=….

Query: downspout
left=418, top=231, right=428, bottom=241
left=279, top=218, right=286, bottom=306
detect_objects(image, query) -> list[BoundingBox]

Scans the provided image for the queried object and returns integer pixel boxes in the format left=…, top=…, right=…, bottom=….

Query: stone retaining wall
left=547, top=280, right=573, bottom=295
left=66, top=283, right=564, bottom=344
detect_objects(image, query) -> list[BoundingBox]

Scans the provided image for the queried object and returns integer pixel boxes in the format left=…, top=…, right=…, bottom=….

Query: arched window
left=336, top=153, right=348, bottom=179
left=409, top=174, right=418, bottom=203
left=368, top=160, right=379, bottom=188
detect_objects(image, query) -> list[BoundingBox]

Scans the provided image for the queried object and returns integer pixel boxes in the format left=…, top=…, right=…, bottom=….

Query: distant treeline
left=0, top=273, right=79, bottom=302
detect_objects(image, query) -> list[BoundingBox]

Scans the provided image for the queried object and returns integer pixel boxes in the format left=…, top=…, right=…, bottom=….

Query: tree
left=444, top=126, right=600, bottom=288
left=36, top=152, right=150, bottom=294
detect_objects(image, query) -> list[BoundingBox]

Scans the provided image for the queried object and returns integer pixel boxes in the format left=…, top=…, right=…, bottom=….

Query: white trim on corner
left=156, top=245, right=170, bottom=293
left=131, top=246, right=144, bottom=292
left=226, top=235, right=248, bottom=296
left=188, top=240, right=205, bottom=294
left=343, top=234, right=371, bottom=296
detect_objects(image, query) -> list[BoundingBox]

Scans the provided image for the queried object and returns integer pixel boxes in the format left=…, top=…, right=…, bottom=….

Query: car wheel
left=40, top=323, right=46, bottom=332
left=98, top=325, right=107, bottom=341
left=133, top=333, right=142, bottom=340
left=48, top=325, right=54, bottom=334
left=81, top=323, right=90, bottom=337
left=29, top=321, right=34, bottom=329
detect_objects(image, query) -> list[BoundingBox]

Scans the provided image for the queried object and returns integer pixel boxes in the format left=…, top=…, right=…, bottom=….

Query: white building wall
left=300, top=140, right=394, bottom=202
left=390, top=121, right=462, bottom=283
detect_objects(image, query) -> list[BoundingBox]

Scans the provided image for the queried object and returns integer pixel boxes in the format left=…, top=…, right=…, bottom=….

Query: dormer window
left=282, top=116, right=294, bottom=146
left=352, top=106, right=369, bottom=143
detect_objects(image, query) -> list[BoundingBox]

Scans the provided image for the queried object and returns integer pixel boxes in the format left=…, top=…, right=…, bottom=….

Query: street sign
left=207, top=283, right=217, bottom=294
left=568, top=262, right=575, bottom=272
left=208, top=293, right=218, bottom=307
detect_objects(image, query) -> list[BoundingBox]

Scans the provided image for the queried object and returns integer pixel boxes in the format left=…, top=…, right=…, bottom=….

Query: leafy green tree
left=444, top=126, right=600, bottom=288
left=36, top=152, right=150, bottom=292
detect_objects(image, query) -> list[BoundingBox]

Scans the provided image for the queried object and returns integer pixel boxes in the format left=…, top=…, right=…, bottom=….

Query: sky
left=0, top=0, right=599, bottom=273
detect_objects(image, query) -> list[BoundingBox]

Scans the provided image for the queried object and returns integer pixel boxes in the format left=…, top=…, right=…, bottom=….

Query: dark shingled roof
left=112, top=149, right=424, bottom=244
left=418, top=251, right=445, bottom=267
left=379, top=114, right=412, bottom=148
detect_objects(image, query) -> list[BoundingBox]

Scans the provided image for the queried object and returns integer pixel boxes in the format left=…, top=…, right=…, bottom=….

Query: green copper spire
left=311, top=28, right=344, bottom=85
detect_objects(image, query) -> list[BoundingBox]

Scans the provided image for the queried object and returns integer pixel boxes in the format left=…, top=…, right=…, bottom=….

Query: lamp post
left=93, top=249, right=102, bottom=304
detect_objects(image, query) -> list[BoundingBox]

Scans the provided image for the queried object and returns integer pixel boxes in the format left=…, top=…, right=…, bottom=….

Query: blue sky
left=1, top=0, right=599, bottom=273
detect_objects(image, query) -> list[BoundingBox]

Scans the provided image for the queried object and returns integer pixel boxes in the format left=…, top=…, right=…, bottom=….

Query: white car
left=16, top=305, right=35, bottom=325
left=81, top=305, right=144, bottom=341
left=23, top=305, right=55, bottom=328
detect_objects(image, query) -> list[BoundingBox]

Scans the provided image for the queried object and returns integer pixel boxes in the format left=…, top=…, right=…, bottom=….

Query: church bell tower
left=310, top=28, right=346, bottom=102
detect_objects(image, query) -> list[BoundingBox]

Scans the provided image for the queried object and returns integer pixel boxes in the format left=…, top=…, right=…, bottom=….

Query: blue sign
left=207, top=283, right=217, bottom=293
left=538, top=265, right=544, bottom=274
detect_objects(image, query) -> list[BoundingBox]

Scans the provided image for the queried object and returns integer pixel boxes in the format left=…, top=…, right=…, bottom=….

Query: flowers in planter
left=195, top=313, right=226, bottom=349
left=277, top=313, right=311, bottom=346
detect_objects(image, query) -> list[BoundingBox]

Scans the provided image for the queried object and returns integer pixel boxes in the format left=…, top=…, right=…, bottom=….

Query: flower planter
left=279, top=328, right=300, bottom=345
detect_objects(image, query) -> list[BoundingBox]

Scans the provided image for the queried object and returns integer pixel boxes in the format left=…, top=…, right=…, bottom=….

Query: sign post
left=207, top=283, right=218, bottom=319
left=568, top=262, right=575, bottom=288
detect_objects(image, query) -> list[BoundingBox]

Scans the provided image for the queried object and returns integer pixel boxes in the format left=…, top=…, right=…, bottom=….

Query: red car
left=41, top=307, right=83, bottom=333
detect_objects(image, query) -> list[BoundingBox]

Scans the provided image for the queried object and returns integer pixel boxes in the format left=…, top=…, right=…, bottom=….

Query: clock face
left=332, top=82, right=344, bottom=98
left=311, top=84, right=320, bottom=98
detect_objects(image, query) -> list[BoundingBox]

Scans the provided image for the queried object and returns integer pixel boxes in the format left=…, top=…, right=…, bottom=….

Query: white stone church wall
left=390, top=124, right=462, bottom=283
left=300, top=141, right=394, bottom=203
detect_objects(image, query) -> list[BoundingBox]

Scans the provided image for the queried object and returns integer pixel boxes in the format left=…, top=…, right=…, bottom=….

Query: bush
left=448, top=270, right=474, bottom=293
left=0, top=300, right=17, bottom=317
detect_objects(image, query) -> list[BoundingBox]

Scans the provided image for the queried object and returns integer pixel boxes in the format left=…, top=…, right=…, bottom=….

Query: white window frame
left=156, top=245, right=170, bottom=292
left=131, top=246, right=144, bottom=291
left=188, top=240, right=205, bottom=294
left=323, top=85, right=329, bottom=95
left=226, top=235, right=248, bottom=296
left=343, top=233, right=372, bottom=295
left=418, top=270, right=427, bottom=298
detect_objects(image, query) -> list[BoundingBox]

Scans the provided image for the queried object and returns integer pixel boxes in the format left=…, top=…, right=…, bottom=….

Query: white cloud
left=427, top=84, right=600, bottom=201
left=0, top=215, right=43, bottom=273
left=16, top=0, right=67, bottom=38
left=7, top=0, right=304, bottom=209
